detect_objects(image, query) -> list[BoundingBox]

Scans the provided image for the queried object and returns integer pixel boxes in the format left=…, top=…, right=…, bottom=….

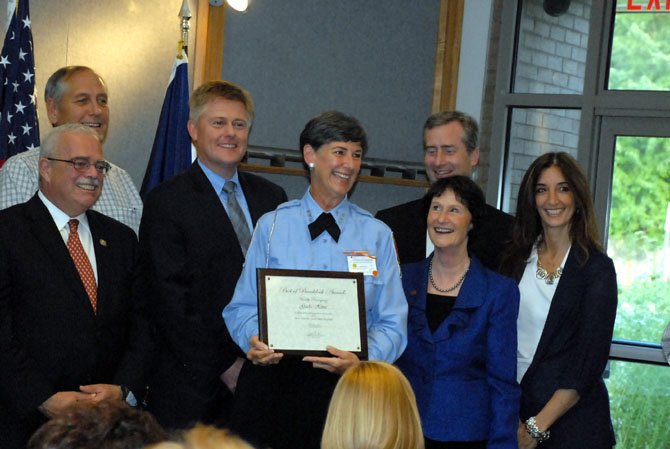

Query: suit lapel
left=406, top=259, right=433, bottom=344
left=88, top=211, right=108, bottom=316
left=25, top=195, right=95, bottom=315
left=407, top=257, right=485, bottom=344
left=432, top=258, right=485, bottom=342
left=239, top=171, right=267, bottom=226
left=189, top=162, right=244, bottom=252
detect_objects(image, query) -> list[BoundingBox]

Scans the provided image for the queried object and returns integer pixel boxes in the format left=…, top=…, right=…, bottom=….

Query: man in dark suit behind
left=375, top=111, right=513, bottom=272
left=139, top=80, right=288, bottom=429
left=0, top=124, right=151, bottom=449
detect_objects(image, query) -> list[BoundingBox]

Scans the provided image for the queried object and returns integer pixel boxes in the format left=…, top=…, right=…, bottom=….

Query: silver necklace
left=429, top=256, right=469, bottom=293
left=536, top=256, right=563, bottom=285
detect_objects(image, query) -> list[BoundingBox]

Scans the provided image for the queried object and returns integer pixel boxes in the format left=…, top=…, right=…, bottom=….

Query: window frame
left=487, top=0, right=669, bottom=363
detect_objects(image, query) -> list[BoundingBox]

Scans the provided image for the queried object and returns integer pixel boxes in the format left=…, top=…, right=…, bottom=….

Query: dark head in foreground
left=28, top=401, right=166, bottom=449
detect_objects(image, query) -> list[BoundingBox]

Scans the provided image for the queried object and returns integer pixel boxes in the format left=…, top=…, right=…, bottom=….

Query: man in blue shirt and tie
left=138, top=80, right=287, bottom=429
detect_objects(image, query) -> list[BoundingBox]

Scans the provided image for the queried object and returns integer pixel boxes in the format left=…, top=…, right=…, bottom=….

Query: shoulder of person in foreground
left=102, top=161, right=142, bottom=203
left=87, top=208, right=138, bottom=244
left=240, top=171, right=288, bottom=198
left=375, top=197, right=424, bottom=217
left=253, top=198, right=301, bottom=229
left=0, top=148, right=40, bottom=209
left=351, top=201, right=399, bottom=238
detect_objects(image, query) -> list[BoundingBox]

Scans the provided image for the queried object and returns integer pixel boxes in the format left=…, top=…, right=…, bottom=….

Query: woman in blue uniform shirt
left=396, top=176, right=520, bottom=449
left=223, top=111, right=407, bottom=449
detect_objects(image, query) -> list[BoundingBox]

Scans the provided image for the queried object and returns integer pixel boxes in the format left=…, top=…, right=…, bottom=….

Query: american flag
left=0, top=0, right=39, bottom=168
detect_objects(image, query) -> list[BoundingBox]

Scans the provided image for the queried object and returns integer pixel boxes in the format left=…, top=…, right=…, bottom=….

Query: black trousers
left=229, top=358, right=339, bottom=449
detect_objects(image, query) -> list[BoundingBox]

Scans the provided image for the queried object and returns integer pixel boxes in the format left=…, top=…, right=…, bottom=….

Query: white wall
left=2, top=0, right=197, bottom=188
left=456, top=0, right=494, bottom=124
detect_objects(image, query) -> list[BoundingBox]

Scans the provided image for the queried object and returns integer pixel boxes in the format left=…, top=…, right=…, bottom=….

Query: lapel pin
left=99, top=239, right=108, bottom=247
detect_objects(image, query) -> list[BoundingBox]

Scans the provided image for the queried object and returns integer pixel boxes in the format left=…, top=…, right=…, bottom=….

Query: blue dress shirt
left=223, top=189, right=407, bottom=362
left=197, top=159, right=253, bottom=233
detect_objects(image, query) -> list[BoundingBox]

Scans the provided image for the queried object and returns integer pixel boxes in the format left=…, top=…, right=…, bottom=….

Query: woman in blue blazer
left=396, top=176, right=520, bottom=449
left=501, top=152, right=617, bottom=449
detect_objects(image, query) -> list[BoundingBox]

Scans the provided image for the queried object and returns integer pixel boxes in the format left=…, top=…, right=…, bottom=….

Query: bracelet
left=525, top=416, right=550, bottom=443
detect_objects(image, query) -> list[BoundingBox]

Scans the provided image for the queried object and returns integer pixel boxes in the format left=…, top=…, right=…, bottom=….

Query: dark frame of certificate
left=256, top=268, right=368, bottom=360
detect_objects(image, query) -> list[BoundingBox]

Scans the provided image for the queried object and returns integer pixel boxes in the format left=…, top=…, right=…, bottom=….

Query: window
left=513, top=0, right=590, bottom=94
left=487, top=2, right=670, bottom=447
left=606, top=360, right=670, bottom=447
left=503, top=108, right=580, bottom=213
left=608, top=135, right=670, bottom=342
left=608, top=0, right=670, bottom=91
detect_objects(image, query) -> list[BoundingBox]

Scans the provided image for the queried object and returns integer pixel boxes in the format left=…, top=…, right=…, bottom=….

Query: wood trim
left=194, top=1, right=460, bottom=111
left=192, top=1, right=448, bottom=190
left=193, top=0, right=226, bottom=88
left=240, top=164, right=430, bottom=188
left=432, top=0, right=464, bottom=112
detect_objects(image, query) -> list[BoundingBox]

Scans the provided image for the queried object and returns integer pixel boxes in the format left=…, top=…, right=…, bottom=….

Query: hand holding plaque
left=257, top=268, right=368, bottom=359
left=303, top=345, right=360, bottom=374
left=246, top=336, right=284, bottom=366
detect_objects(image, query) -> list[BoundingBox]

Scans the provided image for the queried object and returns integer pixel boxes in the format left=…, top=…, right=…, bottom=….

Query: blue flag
left=0, top=0, right=40, bottom=167
left=140, top=50, right=191, bottom=198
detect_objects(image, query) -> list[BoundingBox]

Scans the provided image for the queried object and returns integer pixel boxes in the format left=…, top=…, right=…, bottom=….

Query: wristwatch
left=119, top=385, right=137, bottom=406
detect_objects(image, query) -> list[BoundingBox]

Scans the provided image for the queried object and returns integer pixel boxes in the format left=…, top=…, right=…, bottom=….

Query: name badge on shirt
left=346, top=251, right=378, bottom=277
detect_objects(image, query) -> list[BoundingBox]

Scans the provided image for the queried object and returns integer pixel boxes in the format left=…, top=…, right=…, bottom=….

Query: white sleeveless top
left=516, top=245, right=571, bottom=383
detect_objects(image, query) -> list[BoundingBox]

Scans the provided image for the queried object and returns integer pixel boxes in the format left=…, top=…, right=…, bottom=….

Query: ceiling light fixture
left=226, top=0, right=249, bottom=12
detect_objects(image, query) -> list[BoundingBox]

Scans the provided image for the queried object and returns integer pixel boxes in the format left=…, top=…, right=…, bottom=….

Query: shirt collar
left=304, top=188, right=349, bottom=226
left=37, top=190, right=89, bottom=232
left=197, top=159, right=240, bottom=194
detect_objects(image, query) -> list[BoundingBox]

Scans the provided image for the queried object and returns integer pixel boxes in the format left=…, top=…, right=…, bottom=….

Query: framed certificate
left=257, top=268, right=368, bottom=359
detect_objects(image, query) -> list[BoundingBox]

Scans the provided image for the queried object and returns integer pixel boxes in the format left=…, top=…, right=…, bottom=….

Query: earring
left=308, top=162, right=315, bottom=169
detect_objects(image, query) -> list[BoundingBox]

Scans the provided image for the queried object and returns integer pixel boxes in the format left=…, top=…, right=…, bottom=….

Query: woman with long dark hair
left=501, top=152, right=617, bottom=449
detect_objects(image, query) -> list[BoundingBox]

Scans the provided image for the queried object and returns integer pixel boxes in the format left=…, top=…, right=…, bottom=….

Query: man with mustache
left=375, top=111, right=513, bottom=272
left=0, top=124, right=152, bottom=449
left=138, top=80, right=287, bottom=429
left=0, top=66, right=142, bottom=234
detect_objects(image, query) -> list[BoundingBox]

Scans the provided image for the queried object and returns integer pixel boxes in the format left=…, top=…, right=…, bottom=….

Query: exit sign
left=627, top=0, right=670, bottom=10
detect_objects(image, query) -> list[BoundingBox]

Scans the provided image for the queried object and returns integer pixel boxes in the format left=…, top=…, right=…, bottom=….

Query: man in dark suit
left=375, top=111, right=513, bottom=272
left=139, top=80, right=288, bottom=429
left=0, top=124, right=151, bottom=449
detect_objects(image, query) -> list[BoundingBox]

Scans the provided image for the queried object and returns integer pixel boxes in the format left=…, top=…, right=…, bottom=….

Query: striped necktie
left=223, top=181, right=252, bottom=255
left=66, top=219, right=97, bottom=312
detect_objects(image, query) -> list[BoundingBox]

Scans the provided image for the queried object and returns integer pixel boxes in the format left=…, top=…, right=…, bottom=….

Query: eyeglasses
left=46, top=157, right=112, bottom=175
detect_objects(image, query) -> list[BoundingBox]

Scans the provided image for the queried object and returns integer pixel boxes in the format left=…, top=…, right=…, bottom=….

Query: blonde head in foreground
left=321, top=361, right=425, bottom=449
left=147, top=424, right=254, bottom=449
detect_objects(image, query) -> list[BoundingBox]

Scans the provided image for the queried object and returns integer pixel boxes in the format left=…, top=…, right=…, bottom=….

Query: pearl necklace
left=429, top=256, right=470, bottom=293
left=536, top=256, right=563, bottom=285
